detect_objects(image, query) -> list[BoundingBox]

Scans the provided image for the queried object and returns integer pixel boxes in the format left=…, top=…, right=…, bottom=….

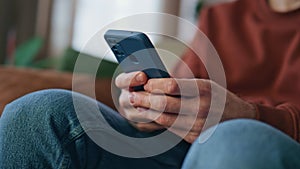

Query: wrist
left=243, top=102, right=258, bottom=119
left=223, top=95, right=258, bottom=121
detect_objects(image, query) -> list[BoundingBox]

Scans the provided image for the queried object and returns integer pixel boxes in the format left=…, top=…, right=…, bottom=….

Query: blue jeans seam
left=59, top=124, right=85, bottom=169
left=58, top=153, right=71, bottom=169
left=61, top=125, right=86, bottom=147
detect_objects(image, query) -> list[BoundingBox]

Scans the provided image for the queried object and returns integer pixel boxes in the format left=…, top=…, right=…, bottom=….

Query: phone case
left=104, top=29, right=170, bottom=79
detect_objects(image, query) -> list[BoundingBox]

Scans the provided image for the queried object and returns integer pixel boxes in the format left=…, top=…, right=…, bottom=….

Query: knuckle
left=115, top=76, right=122, bottom=87
left=167, top=79, right=178, bottom=94
left=152, top=96, right=166, bottom=111
left=141, top=94, right=152, bottom=107
left=115, top=74, right=126, bottom=88
left=157, top=101, right=166, bottom=111
left=118, top=92, right=128, bottom=107
left=115, top=73, right=137, bottom=88
left=185, top=134, right=198, bottom=143
left=204, top=79, right=212, bottom=91
left=119, top=97, right=126, bottom=107
left=199, top=97, right=210, bottom=113
left=145, top=80, right=153, bottom=90
left=193, top=120, right=204, bottom=130
left=121, top=110, right=129, bottom=119
left=134, top=94, right=143, bottom=106
left=156, top=114, right=169, bottom=125
left=187, top=98, right=199, bottom=113
left=124, top=112, right=134, bottom=121
left=135, top=123, right=148, bottom=131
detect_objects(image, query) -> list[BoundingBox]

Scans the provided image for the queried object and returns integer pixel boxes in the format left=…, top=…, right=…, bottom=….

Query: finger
left=133, top=108, right=206, bottom=133
left=119, top=89, right=133, bottom=108
left=120, top=106, right=169, bottom=127
left=168, top=129, right=200, bottom=144
left=130, top=92, right=211, bottom=115
left=130, top=122, right=165, bottom=132
left=139, top=110, right=199, bottom=130
left=144, top=78, right=212, bottom=97
left=129, top=92, right=181, bottom=113
left=154, top=113, right=205, bottom=131
left=120, top=106, right=162, bottom=124
left=115, top=72, right=148, bottom=89
left=120, top=107, right=148, bottom=122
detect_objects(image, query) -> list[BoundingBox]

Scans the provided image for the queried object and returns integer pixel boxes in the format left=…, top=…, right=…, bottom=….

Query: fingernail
left=135, top=73, right=144, bottom=82
left=129, top=93, right=135, bottom=104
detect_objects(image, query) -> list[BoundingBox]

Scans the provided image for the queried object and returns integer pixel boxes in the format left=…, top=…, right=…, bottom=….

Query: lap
left=0, top=89, right=190, bottom=169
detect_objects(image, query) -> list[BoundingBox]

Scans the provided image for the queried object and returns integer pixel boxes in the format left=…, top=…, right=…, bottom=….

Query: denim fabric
left=0, top=89, right=189, bottom=169
left=0, top=89, right=299, bottom=169
left=182, top=119, right=300, bottom=169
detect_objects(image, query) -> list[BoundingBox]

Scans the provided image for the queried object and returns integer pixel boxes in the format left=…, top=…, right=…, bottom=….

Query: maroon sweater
left=173, top=0, right=300, bottom=142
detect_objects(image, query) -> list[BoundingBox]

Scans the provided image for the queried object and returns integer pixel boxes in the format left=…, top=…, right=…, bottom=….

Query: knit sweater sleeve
left=254, top=103, right=300, bottom=142
left=172, top=4, right=300, bottom=142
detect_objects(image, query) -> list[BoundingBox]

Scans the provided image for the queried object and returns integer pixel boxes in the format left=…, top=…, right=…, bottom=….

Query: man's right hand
left=115, top=71, right=165, bottom=132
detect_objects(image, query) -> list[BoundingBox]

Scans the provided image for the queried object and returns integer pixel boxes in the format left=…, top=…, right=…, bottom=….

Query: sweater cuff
left=253, top=103, right=298, bottom=141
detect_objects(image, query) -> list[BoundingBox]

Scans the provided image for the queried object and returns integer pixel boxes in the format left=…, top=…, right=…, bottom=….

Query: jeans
left=0, top=89, right=299, bottom=169
left=181, top=119, right=300, bottom=169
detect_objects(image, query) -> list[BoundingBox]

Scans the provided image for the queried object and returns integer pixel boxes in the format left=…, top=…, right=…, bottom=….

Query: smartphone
left=104, top=29, right=170, bottom=80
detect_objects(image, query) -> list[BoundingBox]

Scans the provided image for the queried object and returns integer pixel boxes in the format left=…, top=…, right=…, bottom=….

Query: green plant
left=13, top=36, right=44, bottom=67
left=58, top=47, right=118, bottom=78
left=195, top=0, right=204, bottom=18
left=11, top=36, right=118, bottom=78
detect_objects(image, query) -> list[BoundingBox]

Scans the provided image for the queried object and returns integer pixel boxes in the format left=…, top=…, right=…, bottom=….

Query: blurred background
left=0, top=0, right=232, bottom=75
left=0, top=0, right=235, bottom=114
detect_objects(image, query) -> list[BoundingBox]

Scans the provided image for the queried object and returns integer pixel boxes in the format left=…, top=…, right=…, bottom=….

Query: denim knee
left=0, top=89, right=86, bottom=168
left=0, top=89, right=81, bottom=143
left=182, top=119, right=300, bottom=169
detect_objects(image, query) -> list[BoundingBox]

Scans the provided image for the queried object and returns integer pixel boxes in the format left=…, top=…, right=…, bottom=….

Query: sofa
left=0, top=66, right=116, bottom=116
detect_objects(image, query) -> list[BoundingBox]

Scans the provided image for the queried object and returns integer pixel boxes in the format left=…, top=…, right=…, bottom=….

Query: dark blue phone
left=104, top=29, right=170, bottom=80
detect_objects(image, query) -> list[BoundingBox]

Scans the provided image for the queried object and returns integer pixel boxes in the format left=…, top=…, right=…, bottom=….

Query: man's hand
left=115, top=72, right=257, bottom=143
left=115, top=71, right=165, bottom=132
